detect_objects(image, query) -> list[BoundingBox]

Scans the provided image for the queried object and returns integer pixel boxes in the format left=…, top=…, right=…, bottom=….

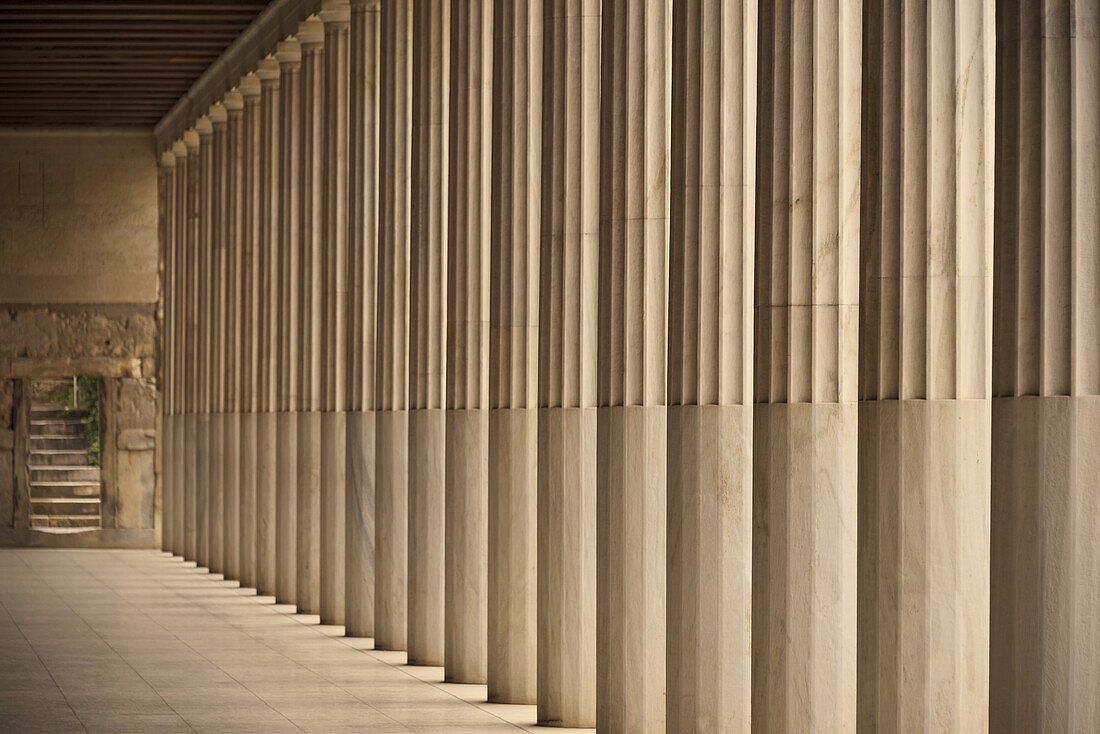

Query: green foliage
left=77, top=375, right=101, bottom=467
left=48, top=385, right=73, bottom=405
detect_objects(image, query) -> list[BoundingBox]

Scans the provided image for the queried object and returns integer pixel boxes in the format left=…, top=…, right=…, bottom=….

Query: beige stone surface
left=0, top=130, right=158, bottom=304
left=345, top=0, right=381, bottom=641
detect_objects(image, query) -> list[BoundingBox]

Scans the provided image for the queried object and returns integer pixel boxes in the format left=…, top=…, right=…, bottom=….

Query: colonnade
left=157, top=0, right=1099, bottom=731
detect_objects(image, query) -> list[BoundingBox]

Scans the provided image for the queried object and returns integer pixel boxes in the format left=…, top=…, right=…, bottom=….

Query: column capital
left=276, top=38, right=302, bottom=69
left=319, top=0, right=350, bottom=28
left=183, top=128, right=200, bottom=151
left=239, top=73, right=262, bottom=101
left=160, top=150, right=176, bottom=168
left=209, top=102, right=227, bottom=128
left=223, top=89, right=244, bottom=117
left=256, top=56, right=281, bottom=87
left=195, top=115, right=213, bottom=139
left=298, top=17, right=324, bottom=49
left=172, top=139, right=188, bottom=160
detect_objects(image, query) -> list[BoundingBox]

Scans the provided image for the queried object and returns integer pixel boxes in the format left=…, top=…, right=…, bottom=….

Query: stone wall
left=0, top=128, right=159, bottom=547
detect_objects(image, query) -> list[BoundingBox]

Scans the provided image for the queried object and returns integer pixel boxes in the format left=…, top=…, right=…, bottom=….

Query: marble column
left=990, top=0, right=1100, bottom=729
left=320, top=0, right=350, bottom=627
left=444, top=0, right=490, bottom=685
left=223, top=88, right=245, bottom=583
left=160, top=150, right=177, bottom=556
left=297, top=18, right=325, bottom=615
left=667, top=1, right=755, bottom=731
left=537, top=0, right=598, bottom=725
left=859, top=2, right=994, bottom=730
left=345, top=0, right=380, bottom=640
left=208, top=102, right=228, bottom=576
left=171, top=138, right=187, bottom=559
left=239, top=71, right=262, bottom=590
left=596, top=4, right=670, bottom=732
left=753, top=0, right=860, bottom=730
left=256, top=55, right=281, bottom=598
left=276, top=38, right=302, bottom=607
left=408, top=0, right=449, bottom=667
left=183, top=126, right=200, bottom=563
left=374, top=0, right=411, bottom=652
left=195, top=115, right=213, bottom=571
left=486, top=0, right=539, bottom=705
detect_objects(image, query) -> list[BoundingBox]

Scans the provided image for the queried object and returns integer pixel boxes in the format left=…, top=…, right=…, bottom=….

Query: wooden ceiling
left=0, top=0, right=268, bottom=127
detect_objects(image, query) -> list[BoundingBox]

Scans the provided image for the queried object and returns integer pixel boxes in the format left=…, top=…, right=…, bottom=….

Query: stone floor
left=0, top=548, right=585, bottom=733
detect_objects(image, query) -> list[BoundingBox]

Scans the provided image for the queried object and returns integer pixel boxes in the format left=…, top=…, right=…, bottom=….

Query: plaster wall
left=0, top=128, right=159, bottom=547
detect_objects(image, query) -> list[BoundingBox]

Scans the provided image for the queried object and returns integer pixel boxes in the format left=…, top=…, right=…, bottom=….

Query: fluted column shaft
left=172, top=139, right=187, bottom=559
left=990, top=0, right=1100, bottom=730
left=160, top=151, right=177, bottom=555
left=222, top=89, right=244, bottom=582
left=255, top=57, right=281, bottom=597
left=444, top=0, right=491, bottom=685
left=297, top=20, right=325, bottom=615
left=238, top=73, right=262, bottom=590
left=208, top=103, right=228, bottom=576
left=374, top=0, right=411, bottom=651
left=595, top=3, right=670, bottom=733
left=275, top=39, right=302, bottom=607
left=487, top=0, right=540, bottom=705
left=320, top=0, right=350, bottom=627
left=407, top=0, right=449, bottom=667
left=667, top=1, right=755, bottom=731
left=183, top=128, right=200, bottom=563
left=196, top=116, right=213, bottom=571
left=346, top=0, right=380, bottom=639
left=536, top=0, right=598, bottom=725
left=753, top=0, right=860, bottom=730
left=858, top=1, right=993, bottom=731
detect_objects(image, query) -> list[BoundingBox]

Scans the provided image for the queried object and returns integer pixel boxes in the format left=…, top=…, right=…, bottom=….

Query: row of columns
left=156, top=0, right=1099, bottom=731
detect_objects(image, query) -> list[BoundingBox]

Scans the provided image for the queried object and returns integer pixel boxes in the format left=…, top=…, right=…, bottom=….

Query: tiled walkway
left=0, top=549, right=583, bottom=733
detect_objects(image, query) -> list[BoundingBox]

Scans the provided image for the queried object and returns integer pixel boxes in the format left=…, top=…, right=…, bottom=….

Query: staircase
left=27, top=394, right=102, bottom=531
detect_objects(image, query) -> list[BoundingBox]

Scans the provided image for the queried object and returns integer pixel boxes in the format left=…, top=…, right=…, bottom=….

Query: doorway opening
left=25, top=376, right=102, bottom=532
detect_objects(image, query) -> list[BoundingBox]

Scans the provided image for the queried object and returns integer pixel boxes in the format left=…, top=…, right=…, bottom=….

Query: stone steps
left=27, top=393, right=101, bottom=531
